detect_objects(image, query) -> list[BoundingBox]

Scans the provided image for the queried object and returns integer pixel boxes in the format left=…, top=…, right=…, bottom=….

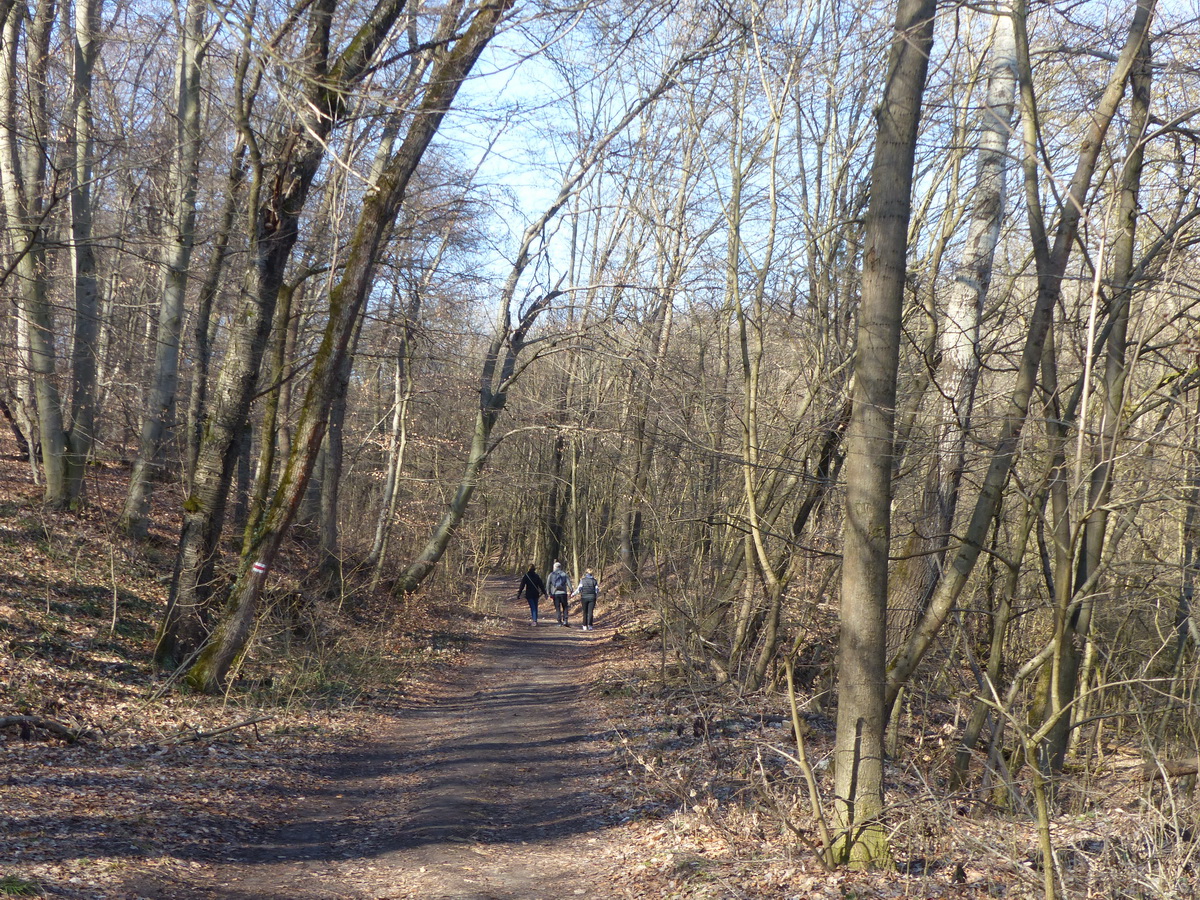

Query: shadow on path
left=126, top=614, right=624, bottom=900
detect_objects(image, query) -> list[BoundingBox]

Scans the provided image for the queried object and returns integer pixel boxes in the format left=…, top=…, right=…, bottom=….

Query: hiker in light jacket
left=572, top=568, right=600, bottom=631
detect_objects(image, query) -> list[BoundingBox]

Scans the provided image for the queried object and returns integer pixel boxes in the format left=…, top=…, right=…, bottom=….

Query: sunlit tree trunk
left=316, top=312, right=365, bottom=596
left=890, top=6, right=1016, bottom=637
left=0, top=0, right=67, bottom=506
left=65, top=0, right=102, bottom=505
left=121, top=0, right=209, bottom=534
left=832, top=0, right=935, bottom=868
left=187, top=0, right=514, bottom=690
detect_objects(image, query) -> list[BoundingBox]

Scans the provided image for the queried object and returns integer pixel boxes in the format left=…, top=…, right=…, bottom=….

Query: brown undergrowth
left=590, top=604, right=1200, bottom=899
left=0, top=437, right=481, bottom=899
left=2, top=429, right=1198, bottom=900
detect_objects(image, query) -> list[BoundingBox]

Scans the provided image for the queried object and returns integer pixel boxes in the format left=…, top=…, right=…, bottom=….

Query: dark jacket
left=577, top=573, right=598, bottom=601
left=519, top=569, right=546, bottom=600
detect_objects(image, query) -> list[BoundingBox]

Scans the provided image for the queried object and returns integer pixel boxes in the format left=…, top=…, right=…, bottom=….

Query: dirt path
left=129, top=614, right=629, bottom=900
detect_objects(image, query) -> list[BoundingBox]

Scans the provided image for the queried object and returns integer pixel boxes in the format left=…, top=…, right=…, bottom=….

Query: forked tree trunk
left=185, top=148, right=245, bottom=489
left=159, top=0, right=415, bottom=668
left=186, top=0, right=515, bottom=690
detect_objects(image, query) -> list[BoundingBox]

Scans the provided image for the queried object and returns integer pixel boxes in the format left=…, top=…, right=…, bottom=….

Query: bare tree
left=0, top=0, right=67, bottom=505
left=884, top=0, right=1157, bottom=715
left=393, top=33, right=718, bottom=595
left=185, top=0, right=516, bottom=690
left=158, top=0, right=420, bottom=667
left=832, top=0, right=936, bottom=868
left=120, top=0, right=214, bottom=536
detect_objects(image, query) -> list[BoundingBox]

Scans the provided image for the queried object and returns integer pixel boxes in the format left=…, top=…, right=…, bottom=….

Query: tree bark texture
left=832, top=0, right=935, bottom=869
left=66, top=0, right=102, bottom=506
left=0, top=0, right=67, bottom=506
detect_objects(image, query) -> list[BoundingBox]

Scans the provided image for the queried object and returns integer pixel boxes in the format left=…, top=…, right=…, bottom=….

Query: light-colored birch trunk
left=0, top=0, right=67, bottom=506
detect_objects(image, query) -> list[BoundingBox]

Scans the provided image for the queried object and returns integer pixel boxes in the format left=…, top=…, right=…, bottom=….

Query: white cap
left=553, top=561, right=562, bottom=569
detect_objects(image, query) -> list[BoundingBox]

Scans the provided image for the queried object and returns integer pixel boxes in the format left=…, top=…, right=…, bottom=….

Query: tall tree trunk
left=66, top=0, right=102, bottom=505
left=367, top=319, right=415, bottom=583
left=0, top=0, right=67, bottom=506
left=245, top=277, right=307, bottom=541
left=832, top=0, right=935, bottom=868
left=121, top=0, right=209, bottom=534
left=889, top=6, right=1017, bottom=636
left=1180, top=384, right=1200, bottom=667
left=368, top=230, right=452, bottom=578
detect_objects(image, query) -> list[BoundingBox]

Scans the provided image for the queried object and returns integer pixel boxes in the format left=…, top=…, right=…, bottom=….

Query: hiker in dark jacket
left=518, top=565, right=546, bottom=626
left=546, top=561, right=573, bottom=626
left=572, top=568, right=600, bottom=631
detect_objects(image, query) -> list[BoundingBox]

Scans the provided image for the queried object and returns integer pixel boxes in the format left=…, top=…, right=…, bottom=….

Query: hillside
left=0, top=431, right=1194, bottom=900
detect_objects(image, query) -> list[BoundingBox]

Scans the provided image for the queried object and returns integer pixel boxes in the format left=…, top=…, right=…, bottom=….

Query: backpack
left=548, top=570, right=568, bottom=594
left=579, top=573, right=598, bottom=601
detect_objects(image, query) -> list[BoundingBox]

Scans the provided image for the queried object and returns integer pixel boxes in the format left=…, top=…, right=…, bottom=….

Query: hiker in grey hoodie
left=546, top=561, right=573, bottom=626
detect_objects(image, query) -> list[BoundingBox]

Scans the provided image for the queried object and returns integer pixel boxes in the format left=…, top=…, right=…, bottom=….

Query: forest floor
left=1, top=432, right=1196, bottom=899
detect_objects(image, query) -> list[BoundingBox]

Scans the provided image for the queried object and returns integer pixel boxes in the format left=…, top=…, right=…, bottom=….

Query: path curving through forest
left=131, top=606, right=627, bottom=900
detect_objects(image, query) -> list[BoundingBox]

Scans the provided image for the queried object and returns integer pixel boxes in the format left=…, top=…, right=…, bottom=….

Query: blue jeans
left=527, top=597, right=539, bottom=622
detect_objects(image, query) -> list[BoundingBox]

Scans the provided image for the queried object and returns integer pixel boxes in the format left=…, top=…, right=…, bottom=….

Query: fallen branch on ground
left=1143, top=757, right=1200, bottom=781
left=0, top=714, right=86, bottom=743
left=166, top=716, right=274, bottom=745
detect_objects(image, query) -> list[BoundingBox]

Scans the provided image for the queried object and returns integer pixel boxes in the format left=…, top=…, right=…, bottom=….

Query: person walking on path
left=518, top=565, right=546, bottom=626
left=546, top=561, right=573, bottom=627
left=572, top=568, right=600, bottom=631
